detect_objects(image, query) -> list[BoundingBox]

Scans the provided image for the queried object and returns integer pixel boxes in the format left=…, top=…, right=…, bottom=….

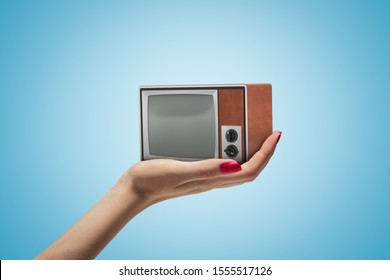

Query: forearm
left=34, top=181, right=150, bottom=260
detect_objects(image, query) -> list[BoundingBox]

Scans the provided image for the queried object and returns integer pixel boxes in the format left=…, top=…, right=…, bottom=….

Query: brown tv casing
left=140, top=84, right=272, bottom=163
left=218, top=84, right=272, bottom=162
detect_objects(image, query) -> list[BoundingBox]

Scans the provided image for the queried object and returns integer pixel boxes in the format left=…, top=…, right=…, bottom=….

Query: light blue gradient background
left=1, top=0, right=389, bottom=260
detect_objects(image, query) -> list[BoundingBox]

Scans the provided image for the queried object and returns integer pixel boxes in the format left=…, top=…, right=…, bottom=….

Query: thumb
left=180, top=159, right=242, bottom=181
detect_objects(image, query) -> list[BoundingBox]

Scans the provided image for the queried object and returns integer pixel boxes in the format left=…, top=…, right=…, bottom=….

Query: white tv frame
left=139, top=84, right=248, bottom=161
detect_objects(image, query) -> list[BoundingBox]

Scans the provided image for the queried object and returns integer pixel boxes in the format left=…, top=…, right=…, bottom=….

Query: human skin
left=34, top=130, right=281, bottom=259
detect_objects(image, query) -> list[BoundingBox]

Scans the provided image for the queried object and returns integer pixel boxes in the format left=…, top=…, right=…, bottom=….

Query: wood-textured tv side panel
left=246, top=84, right=273, bottom=160
left=218, top=88, right=246, bottom=162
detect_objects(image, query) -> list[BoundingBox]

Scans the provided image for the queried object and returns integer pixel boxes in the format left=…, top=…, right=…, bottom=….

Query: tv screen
left=148, top=94, right=216, bottom=158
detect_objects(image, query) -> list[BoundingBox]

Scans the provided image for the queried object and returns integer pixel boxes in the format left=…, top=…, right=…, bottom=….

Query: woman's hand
left=35, top=130, right=281, bottom=259
left=116, top=130, right=282, bottom=205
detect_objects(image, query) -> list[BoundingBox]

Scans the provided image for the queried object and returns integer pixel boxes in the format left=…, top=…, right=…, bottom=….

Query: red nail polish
left=220, top=162, right=242, bottom=173
left=277, top=132, right=282, bottom=144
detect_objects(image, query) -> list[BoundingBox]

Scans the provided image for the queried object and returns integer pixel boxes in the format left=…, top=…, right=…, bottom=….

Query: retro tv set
left=140, top=84, right=272, bottom=163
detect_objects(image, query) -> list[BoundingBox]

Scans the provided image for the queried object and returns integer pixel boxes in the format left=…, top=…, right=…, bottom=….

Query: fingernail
left=220, top=162, right=242, bottom=173
left=277, top=132, right=282, bottom=144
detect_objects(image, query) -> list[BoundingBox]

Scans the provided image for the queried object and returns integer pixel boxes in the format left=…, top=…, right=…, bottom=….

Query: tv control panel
left=221, top=125, right=242, bottom=163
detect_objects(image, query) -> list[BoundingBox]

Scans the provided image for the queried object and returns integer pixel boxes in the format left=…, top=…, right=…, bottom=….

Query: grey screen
left=148, top=94, right=215, bottom=158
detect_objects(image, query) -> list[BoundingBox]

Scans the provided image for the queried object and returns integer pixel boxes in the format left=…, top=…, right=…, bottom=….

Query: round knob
left=224, top=145, right=239, bottom=158
left=225, top=129, right=238, bottom=142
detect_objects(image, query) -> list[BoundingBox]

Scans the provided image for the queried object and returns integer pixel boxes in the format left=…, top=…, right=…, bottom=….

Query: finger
left=178, top=158, right=242, bottom=183
left=180, top=174, right=248, bottom=194
left=175, top=130, right=281, bottom=192
left=238, top=130, right=281, bottom=178
left=174, top=174, right=248, bottom=196
left=200, top=130, right=282, bottom=184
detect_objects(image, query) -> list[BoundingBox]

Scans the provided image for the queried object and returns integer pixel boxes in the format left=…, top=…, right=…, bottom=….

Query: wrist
left=112, top=174, right=155, bottom=210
